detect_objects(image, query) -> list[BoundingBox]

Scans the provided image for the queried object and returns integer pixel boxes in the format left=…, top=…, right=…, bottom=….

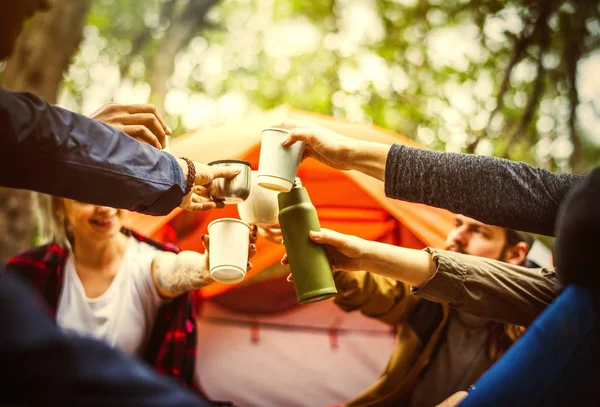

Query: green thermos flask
left=278, top=178, right=337, bottom=304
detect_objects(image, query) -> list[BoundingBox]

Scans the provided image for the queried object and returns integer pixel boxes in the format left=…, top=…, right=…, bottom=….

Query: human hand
left=435, top=391, right=468, bottom=407
left=202, top=225, right=258, bottom=271
left=281, top=228, right=368, bottom=273
left=257, top=224, right=283, bottom=244
left=178, top=161, right=241, bottom=212
left=272, top=120, right=360, bottom=171
left=90, top=102, right=171, bottom=149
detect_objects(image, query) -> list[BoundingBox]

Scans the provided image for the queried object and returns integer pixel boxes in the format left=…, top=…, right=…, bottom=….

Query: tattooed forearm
left=152, top=251, right=213, bottom=298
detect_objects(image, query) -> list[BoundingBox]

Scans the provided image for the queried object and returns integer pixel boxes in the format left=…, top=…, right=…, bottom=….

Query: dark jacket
left=0, top=88, right=186, bottom=215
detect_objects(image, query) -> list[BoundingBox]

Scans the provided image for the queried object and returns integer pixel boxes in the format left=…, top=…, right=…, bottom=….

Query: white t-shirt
left=56, top=236, right=163, bottom=356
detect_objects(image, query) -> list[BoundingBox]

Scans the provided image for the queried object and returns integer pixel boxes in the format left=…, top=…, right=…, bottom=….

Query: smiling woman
left=7, top=193, right=257, bottom=389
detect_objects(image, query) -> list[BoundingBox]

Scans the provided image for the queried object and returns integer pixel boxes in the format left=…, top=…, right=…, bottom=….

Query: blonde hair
left=34, top=193, right=71, bottom=248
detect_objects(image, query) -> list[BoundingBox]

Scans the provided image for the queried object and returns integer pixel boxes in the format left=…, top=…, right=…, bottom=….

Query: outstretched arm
left=300, top=228, right=556, bottom=326
left=152, top=228, right=258, bottom=298
left=152, top=251, right=213, bottom=299
left=384, top=144, right=581, bottom=236
left=0, top=92, right=240, bottom=214
left=0, top=90, right=185, bottom=215
left=274, top=121, right=582, bottom=236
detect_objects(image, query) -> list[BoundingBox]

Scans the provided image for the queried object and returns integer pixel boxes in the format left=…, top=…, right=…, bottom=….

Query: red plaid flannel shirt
left=6, top=229, right=198, bottom=388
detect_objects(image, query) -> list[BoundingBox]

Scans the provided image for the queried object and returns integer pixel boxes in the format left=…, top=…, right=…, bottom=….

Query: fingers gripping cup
left=257, top=128, right=305, bottom=192
left=207, top=218, right=251, bottom=284
left=237, top=171, right=280, bottom=226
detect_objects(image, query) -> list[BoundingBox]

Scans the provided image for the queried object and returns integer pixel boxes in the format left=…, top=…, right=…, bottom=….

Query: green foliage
left=61, top=0, right=600, bottom=173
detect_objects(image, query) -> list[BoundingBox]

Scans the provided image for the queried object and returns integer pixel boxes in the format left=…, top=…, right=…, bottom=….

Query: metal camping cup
left=208, top=160, right=252, bottom=204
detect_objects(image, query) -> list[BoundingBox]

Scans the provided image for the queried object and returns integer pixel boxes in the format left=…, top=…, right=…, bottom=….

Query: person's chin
left=106, top=226, right=122, bottom=238
left=90, top=224, right=121, bottom=238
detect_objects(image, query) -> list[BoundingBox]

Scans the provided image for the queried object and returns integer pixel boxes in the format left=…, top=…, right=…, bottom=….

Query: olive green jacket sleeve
left=411, top=248, right=557, bottom=326
left=333, top=270, right=419, bottom=325
left=333, top=248, right=557, bottom=328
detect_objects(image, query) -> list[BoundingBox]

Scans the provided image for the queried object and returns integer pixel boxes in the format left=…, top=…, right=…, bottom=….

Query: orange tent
left=124, top=105, right=455, bottom=298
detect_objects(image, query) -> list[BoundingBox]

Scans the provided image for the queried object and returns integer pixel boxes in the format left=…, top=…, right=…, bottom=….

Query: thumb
left=309, top=228, right=348, bottom=248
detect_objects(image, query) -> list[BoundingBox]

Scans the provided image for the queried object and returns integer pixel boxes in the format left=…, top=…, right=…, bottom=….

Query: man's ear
left=503, top=242, right=529, bottom=265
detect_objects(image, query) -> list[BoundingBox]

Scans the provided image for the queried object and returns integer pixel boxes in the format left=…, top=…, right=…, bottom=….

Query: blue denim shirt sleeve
left=0, top=88, right=186, bottom=215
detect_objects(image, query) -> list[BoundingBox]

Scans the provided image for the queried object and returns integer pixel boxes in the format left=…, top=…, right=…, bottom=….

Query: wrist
left=178, top=157, right=196, bottom=195
left=357, top=238, right=379, bottom=271
left=337, top=139, right=363, bottom=169
left=176, top=158, right=189, bottom=180
left=348, top=140, right=391, bottom=181
left=201, top=257, right=214, bottom=284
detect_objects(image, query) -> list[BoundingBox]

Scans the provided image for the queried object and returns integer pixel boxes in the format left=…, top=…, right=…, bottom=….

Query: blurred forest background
left=1, top=0, right=599, bottom=260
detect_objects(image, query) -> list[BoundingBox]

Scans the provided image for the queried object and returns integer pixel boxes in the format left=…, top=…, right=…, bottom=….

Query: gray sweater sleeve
left=384, top=144, right=582, bottom=236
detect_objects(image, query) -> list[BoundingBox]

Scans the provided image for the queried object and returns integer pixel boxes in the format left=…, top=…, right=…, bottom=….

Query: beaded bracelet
left=179, top=157, right=196, bottom=195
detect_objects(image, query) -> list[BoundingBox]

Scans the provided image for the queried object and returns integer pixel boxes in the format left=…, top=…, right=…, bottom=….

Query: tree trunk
left=3, top=0, right=92, bottom=102
left=148, top=0, right=219, bottom=113
left=0, top=0, right=92, bottom=262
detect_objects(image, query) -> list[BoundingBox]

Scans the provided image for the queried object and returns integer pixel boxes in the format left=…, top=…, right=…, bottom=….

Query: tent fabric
left=190, top=262, right=398, bottom=406
left=124, top=105, right=455, bottom=298
left=194, top=298, right=397, bottom=407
